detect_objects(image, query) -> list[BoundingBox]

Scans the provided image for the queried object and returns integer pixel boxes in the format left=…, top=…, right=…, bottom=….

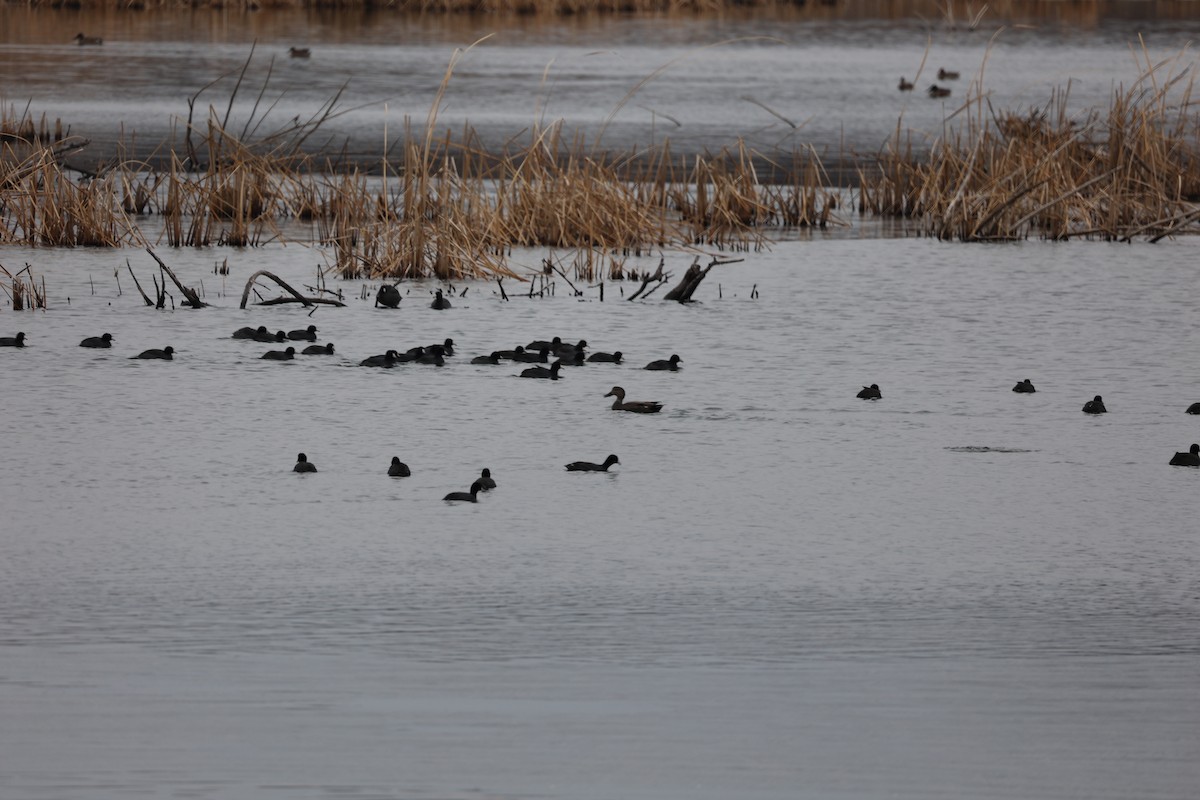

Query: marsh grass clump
left=859, top=56, right=1200, bottom=242
left=1, top=262, right=48, bottom=310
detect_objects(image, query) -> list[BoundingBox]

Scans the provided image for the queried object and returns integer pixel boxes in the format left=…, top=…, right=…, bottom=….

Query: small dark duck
left=132, top=346, right=174, bottom=360
left=287, top=325, right=318, bottom=341
left=937, top=68, right=960, bottom=80
left=302, top=343, right=335, bottom=355
left=388, top=457, right=411, bottom=477
left=444, top=481, right=483, bottom=502
left=857, top=383, right=882, bottom=400
left=928, top=85, right=952, bottom=98
left=566, top=454, right=620, bottom=472
left=1186, top=402, right=1200, bottom=415
left=521, top=361, right=562, bottom=379
left=294, top=452, right=317, bottom=473
left=80, top=333, right=114, bottom=348
left=478, top=468, right=497, bottom=490
left=288, top=47, right=311, bottom=58
left=360, top=350, right=400, bottom=367
left=252, top=329, right=288, bottom=343
left=430, top=290, right=452, bottom=310
left=1082, top=395, right=1107, bottom=414
left=74, top=33, right=103, bottom=45
left=1171, top=443, right=1200, bottom=470
left=261, top=347, right=296, bottom=360
left=898, top=77, right=914, bottom=91
left=644, top=354, right=682, bottom=371
left=0, top=332, right=26, bottom=347
left=471, top=352, right=504, bottom=365
left=1012, top=379, right=1036, bottom=394
left=1169, top=443, right=1200, bottom=467
left=587, top=351, right=622, bottom=363
left=375, top=284, right=401, bottom=308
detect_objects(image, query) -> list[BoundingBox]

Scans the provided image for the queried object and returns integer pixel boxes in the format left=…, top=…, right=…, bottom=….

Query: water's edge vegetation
left=3, top=3, right=1200, bottom=284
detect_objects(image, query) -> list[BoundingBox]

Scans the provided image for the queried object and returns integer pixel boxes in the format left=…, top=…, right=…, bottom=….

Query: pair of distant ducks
left=898, top=68, right=958, bottom=97
left=73, top=33, right=311, bottom=62
left=374, top=285, right=451, bottom=309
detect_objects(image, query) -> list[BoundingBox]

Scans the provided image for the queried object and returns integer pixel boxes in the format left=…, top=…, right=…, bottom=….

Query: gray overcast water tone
left=2, top=9, right=1200, bottom=800
left=1, top=233, right=1198, bottom=799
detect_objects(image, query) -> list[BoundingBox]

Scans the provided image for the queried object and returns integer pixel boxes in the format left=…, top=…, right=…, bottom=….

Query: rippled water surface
left=4, top=7, right=1200, bottom=162
left=1, top=232, right=1199, bottom=799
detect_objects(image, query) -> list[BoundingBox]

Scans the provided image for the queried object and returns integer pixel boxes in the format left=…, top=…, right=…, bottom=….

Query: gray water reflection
left=4, top=8, right=1200, bottom=168
left=1, top=236, right=1198, bottom=798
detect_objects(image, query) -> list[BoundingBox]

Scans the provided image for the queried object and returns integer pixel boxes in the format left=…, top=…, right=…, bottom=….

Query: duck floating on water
left=937, top=67, right=960, bottom=80
left=644, top=354, right=682, bottom=371
left=898, top=77, right=914, bottom=91
left=360, top=350, right=399, bottom=367
left=294, top=453, right=317, bottom=473
left=0, top=332, right=26, bottom=347
left=1082, top=395, right=1107, bottom=414
left=478, top=468, right=497, bottom=489
left=565, top=454, right=620, bottom=472
left=388, top=457, right=411, bottom=477
left=80, top=333, right=113, bottom=348
left=287, top=325, right=318, bottom=341
left=261, top=347, right=295, bottom=360
left=1012, top=379, right=1036, bottom=394
left=513, top=347, right=550, bottom=363
left=1169, top=443, right=1200, bottom=466
left=74, top=33, right=103, bottom=46
left=444, top=480, right=483, bottom=502
left=375, top=284, right=401, bottom=308
left=132, top=346, right=174, bottom=360
left=928, top=85, right=952, bottom=98
left=288, top=47, right=311, bottom=58
left=521, top=361, right=562, bottom=380
left=471, top=352, right=504, bottom=365
left=857, top=383, right=882, bottom=400
left=430, top=290, right=452, bottom=310
left=605, top=386, right=663, bottom=413
left=302, top=343, right=334, bottom=355
left=587, top=351, right=622, bottom=363
left=1186, top=402, right=1200, bottom=415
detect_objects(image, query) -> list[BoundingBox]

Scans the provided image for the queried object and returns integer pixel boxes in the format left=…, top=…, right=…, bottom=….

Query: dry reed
left=859, top=51, right=1200, bottom=242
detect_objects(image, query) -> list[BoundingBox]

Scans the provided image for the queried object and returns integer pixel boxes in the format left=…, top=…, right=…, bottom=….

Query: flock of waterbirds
left=7, top=325, right=1200, bottom=474
left=855, top=377, right=1199, bottom=466
left=1, top=326, right=680, bottom=499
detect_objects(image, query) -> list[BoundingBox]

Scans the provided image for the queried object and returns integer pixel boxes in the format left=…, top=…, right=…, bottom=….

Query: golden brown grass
left=859, top=51, right=1200, bottom=241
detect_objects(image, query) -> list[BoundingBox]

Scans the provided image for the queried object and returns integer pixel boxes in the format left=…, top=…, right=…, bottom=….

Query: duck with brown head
left=605, top=386, right=662, bottom=413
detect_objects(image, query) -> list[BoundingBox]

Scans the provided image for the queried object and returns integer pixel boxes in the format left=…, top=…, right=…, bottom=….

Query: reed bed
left=859, top=60, right=1200, bottom=242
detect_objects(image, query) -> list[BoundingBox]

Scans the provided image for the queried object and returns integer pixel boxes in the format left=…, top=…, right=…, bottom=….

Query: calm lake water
left=3, top=6, right=1200, bottom=800
left=1, top=229, right=1199, bottom=799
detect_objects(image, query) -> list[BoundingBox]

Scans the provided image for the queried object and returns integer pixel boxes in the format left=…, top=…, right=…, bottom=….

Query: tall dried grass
left=859, top=51, right=1200, bottom=241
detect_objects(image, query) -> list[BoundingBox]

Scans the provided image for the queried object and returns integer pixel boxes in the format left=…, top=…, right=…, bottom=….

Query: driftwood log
left=627, top=258, right=666, bottom=301
left=146, top=247, right=206, bottom=308
left=240, top=270, right=346, bottom=309
left=663, top=256, right=743, bottom=303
